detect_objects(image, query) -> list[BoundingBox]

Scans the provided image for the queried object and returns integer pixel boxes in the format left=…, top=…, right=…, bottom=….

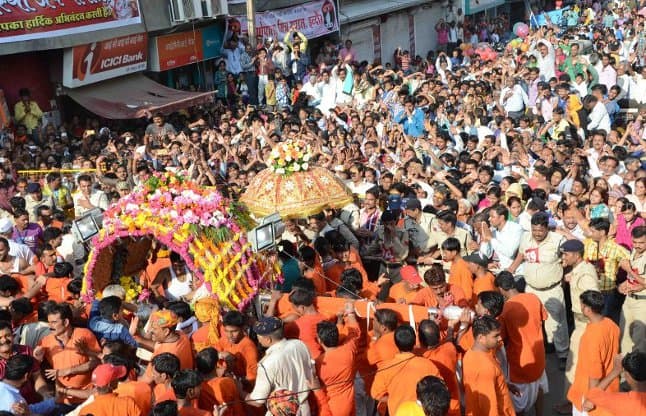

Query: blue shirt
left=88, top=301, right=137, bottom=347
left=0, top=381, right=23, bottom=412
left=395, top=107, right=426, bottom=138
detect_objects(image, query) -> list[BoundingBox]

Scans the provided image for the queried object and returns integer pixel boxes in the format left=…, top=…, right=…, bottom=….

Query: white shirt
left=480, top=219, right=524, bottom=270
left=8, top=240, right=34, bottom=264
left=587, top=101, right=611, bottom=133
left=318, top=81, right=336, bottom=114
left=532, top=40, right=556, bottom=81
left=249, top=339, right=313, bottom=416
left=0, top=381, right=24, bottom=413
left=300, top=81, right=321, bottom=106
left=500, top=85, right=528, bottom=113
left=73, top=190, right=108, bottom=218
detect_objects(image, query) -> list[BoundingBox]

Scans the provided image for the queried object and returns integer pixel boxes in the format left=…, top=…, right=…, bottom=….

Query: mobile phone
left=85, top=129, right=96, bottom=136
left=0, top=157, right=5, bottom=163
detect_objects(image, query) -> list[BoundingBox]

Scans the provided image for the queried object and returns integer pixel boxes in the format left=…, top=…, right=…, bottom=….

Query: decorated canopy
left=240, top=140, right=354, bottom=219
left=82, top=172, right=277, bottom=310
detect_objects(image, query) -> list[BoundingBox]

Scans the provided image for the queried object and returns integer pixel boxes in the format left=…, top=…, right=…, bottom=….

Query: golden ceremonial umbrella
left=240, top=166, right=354, bottom=219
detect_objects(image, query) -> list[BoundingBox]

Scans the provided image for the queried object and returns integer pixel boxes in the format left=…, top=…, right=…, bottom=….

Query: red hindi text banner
left=63, top=32, right=147, bottom=88
left=155, top=31, right=204, bottom=71
left=0, top=0, right=142, bottom=43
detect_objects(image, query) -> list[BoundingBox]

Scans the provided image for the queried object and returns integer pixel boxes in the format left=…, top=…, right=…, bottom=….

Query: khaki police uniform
left=565, top=260, right=599, bottom=386
left=519, top=231, right=569, bottom=358
left=620, top=250, right=646, bottom=354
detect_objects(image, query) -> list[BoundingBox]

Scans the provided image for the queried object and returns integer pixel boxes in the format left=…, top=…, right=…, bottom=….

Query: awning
left=338, top=0, right=427, bottom=25
left=65, top=74, right=214, bottom=119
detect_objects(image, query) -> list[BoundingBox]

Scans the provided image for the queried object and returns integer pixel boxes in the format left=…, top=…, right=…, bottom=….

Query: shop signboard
left=63, top=33, right=148, bottom=88
left=0, top=0, right=142, bottom=43
left=201, top=24, right=225, bottom=60
left=149, top=24, right=224, bottom=72
left=152, top=30, right=205, bottom=72
left=226, top=0, right=338, bottom=42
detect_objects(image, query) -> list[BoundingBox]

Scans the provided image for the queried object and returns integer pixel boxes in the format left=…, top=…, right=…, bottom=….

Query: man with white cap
left=0, top=219, right=34, bottom=265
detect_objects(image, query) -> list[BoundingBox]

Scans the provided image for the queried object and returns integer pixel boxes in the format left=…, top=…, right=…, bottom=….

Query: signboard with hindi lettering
left=226, top=0, right=338, bottom=42
left=0, top=0, right=142, bottom=44
left=63, top=33, right=148, bottom=87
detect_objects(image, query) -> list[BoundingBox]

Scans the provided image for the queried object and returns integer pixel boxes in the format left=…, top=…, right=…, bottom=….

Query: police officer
left=560, top=239, right=599, bottom=385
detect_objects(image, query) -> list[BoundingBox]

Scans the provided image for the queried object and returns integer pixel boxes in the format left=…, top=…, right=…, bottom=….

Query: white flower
left=285, top=155, right=292, bottom=162
left=268, top=165, right=275, bottom=172
left=302, top=162, right=309, bottom=171
left=303, top=154, right=311, bottom=162
left=276, top=168, right=286, bottom=175
left=293, top=163, right=301, bottom=172
left=271, top=149, right=280, bottom=158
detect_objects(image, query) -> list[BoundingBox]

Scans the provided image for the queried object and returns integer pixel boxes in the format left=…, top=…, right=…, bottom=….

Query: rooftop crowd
left=0, top=0, right=646, bottom=415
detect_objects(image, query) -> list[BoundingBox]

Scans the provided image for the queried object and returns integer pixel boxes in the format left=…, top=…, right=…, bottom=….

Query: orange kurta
left=411, top=284, right=468, bottom=308
left=472, top=272, right=496, bottom=305
left=179, top=407, right=211, bottom=416
left=145, top=332, right=194, bottom=379
left=420, top=343, right=460, bottom=416
left=304, top=264, right=327, bottom=295
left=371, top=352, right=440, bottom=416
left=198, top=377, right=244, bottom=416
left=585, top=389, right=646, bottom=415
left=39, top=328, right=100, bottom=403
left=79, top=393, right=141, bottom=416
left=567, top=318, right=620, bottom=414
left=388, top=282, right=419, bottom=304
left=215, top=335, right=259, bottom=384
left=115, top=381, right=152, bottom=416
left=284, top=313, right=329, bottom=360
left=316, top=320, right=360, bottom=416
left=463, top=349, right=516, bottom=416
left=153, top=383, right=176, bottom=403
left=365, top=332, right=398, bottom=368
left=324, top=262, right=345, bottom=292
left=45, top=277, right=73, bottom=303
left=499, top=293, right=547, bottom=383
left=448, top=258, right=474, bottom=304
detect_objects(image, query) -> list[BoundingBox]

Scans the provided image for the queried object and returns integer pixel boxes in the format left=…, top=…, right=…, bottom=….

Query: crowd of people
left=1, top=0, right=646, bottom=415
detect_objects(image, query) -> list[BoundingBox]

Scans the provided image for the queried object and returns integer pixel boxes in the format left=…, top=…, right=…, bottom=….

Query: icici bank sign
left=63, top=33, right=148, bottom=88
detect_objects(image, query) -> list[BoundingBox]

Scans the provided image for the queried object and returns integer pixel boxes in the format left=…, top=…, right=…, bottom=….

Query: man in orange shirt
left=463, top=253, right=496, bottom=305
left=582, top=351, right=646, bottom=415
left=412, top=263, right=468, bottom=308
left=316, top=309, right=360, bottom=416
left=104, top=354, right=152, bottom=416
left=463, top=315, right=516, bottom=416
left=371, top=325, right=440, bottom=416
left=388, top=265, right=422, bottom=304
left=78, top=363, right=142, bottom=416
left=456, top=291, right=505, bottom=354
left=567, top=290, right=620, bottom=416
left=141, top=310, right=194, bottom=381
left=283, top=288, right=330, bottom=360
left=417, top=320, right=460, bottom=416
left=195, top=347, right=243, bottom=416
left=299, top=245, right=326, bottom=295
left=366, top=308, right=399, bottom=369
left=442, top=238, right=474, bottom=303
left=215, top=310, right=258, bottom=390
left=495, top=271, right=548, bottom=416
left=35, top=303, right=100, bottom=405
left=150, top=353, right=178, bottom=403
left=171, top=370, right=211, bottom=416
